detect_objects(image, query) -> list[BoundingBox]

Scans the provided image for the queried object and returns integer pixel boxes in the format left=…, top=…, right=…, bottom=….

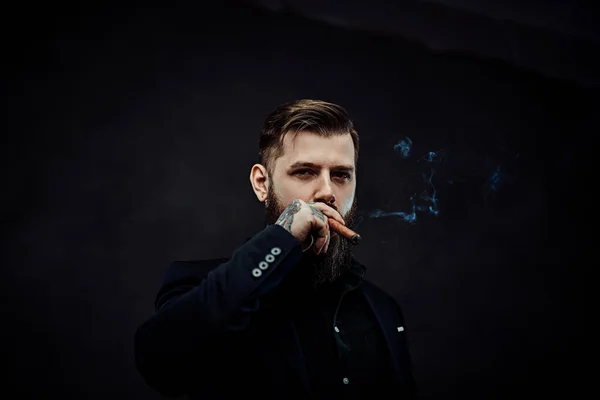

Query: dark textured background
left=2, top=1, right=591, bottom=398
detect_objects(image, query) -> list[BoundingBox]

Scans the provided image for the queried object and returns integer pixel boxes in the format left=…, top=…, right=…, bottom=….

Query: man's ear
left=249, top=163, right=269, bottom=202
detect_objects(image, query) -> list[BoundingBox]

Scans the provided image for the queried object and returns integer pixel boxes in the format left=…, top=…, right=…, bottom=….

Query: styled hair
left=258, top=99, right=359, bottom=175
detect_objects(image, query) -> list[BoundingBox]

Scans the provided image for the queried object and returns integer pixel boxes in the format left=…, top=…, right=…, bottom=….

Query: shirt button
left=334, top=326, right=340, bottom=333
left=270, top=247, right=281, bottom=256
left=342, top=377, right=349, bottom=384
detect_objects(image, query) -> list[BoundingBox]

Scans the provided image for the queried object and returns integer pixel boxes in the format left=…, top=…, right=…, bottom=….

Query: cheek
left=273, top=186, right=295, bottom=207
left=275, top=181, right=308, bottom=204
left=340, top=197, right=354, bottom=215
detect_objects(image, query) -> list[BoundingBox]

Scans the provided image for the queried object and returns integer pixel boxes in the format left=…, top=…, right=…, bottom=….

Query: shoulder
left=361, top=279, right=407, bottom=320
left=351, top=258, right=404, bottom=312
left=361, top=279, right=397, bottom=304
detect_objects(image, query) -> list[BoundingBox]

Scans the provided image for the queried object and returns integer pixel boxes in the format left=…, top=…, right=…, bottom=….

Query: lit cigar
left=328, top=218, right=362, bottom=245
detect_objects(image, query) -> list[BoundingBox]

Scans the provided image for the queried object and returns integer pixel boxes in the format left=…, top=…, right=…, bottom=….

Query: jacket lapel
left=362, top=283, right=404, bottom=384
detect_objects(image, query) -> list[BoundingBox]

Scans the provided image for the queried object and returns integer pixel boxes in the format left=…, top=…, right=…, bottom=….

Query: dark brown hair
left=258, top=99, right=359, bottom=175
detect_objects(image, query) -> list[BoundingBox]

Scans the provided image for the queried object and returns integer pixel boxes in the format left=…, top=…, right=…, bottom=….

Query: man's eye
left=295, top=170, right=313, bottom=176
left=334, top=173, right=351, bottom=180
left=294, top=170, right=350, bottom=181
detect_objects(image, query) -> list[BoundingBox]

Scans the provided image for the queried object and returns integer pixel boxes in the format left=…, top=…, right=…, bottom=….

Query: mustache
left=316, top=200, right=339, bottom=213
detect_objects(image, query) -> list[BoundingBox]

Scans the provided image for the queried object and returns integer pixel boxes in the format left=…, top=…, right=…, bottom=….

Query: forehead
left=277, top=131, right=355, bottom=167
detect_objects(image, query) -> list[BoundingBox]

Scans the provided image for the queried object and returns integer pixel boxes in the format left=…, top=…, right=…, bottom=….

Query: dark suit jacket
left=134, top=225, right=415, bottom=399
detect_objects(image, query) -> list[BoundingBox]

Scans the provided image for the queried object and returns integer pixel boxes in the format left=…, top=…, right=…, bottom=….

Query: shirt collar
left=340, top=257, right=366, bottom=290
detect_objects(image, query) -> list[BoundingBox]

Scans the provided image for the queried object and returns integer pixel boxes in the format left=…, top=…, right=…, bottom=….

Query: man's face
left=264, top=131, right=358, bottom=286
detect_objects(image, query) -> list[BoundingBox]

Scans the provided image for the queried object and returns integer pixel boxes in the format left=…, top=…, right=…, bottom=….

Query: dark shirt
left=279, top=260, right=395, bottom=398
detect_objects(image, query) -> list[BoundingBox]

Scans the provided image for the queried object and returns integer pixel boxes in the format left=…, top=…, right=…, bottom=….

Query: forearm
left=134, top=224, right=302, bottom=396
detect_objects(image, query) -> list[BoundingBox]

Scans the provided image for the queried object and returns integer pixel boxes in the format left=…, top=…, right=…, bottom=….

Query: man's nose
left=314, top=174, right=336, bottom=206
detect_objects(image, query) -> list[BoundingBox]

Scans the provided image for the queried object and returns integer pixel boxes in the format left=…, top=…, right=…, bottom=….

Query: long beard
left=265, top=184, right=358, bottom=287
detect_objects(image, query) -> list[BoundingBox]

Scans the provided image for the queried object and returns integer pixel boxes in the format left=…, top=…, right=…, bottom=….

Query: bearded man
left=134, top=99, right=416, bottom=399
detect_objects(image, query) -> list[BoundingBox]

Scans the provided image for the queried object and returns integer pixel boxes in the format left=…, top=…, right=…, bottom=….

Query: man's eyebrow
left=288, top=161, right=355, bottom=172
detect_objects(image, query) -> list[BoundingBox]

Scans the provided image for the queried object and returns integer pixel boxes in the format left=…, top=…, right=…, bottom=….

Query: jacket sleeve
left=134, top=224, right=303, bottom=397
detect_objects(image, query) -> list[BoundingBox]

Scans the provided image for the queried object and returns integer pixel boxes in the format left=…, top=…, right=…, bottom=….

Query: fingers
left=308, top=202, right=345, bottom=226
left=313, top=221, right=329, bottom=255
left=304, top=202, right=339, bottom=254
left=316, top=233, right=330, bottom=255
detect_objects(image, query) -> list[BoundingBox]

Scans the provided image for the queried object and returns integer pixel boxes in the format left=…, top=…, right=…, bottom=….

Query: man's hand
left=275, top=199, right=345, bottom=255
